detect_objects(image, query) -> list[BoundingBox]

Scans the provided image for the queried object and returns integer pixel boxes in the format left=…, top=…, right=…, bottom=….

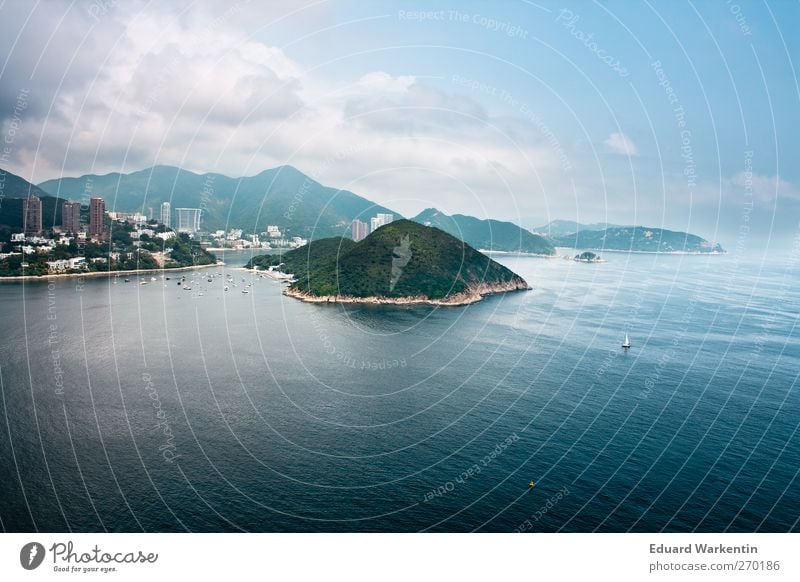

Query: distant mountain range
left=38, top=165, right=397, bottom=239
left=247, top=219, right=528, bottom=304
left=533, top=220, right=621, bottom=237
left=2, top=164, right=724, bottom=255
left=551, top=226, right=724, bottom=253
left=413, top=208, right=555, bottom=255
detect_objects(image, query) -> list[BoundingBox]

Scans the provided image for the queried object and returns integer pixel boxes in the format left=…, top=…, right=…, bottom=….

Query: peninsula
left=246, top=220, right=530, bottom=305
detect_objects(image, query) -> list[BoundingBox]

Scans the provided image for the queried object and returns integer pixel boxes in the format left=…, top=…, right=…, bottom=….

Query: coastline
left=555, top=246, right=726, bottom=256
left=0, top=261, right=224, bottom=283
left=479, top=249, right=556, bottom=258
left=282, top=280, right=530, bottom=307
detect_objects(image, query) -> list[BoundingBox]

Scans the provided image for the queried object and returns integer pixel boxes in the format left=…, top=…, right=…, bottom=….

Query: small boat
left=151, top=276, right=157, bottom=281
left=529, top=480, right=535, bottom=489
left=124, top=278, right=130, bottom=283
left=207, top=278, right=212, bottom=282
left=622, top=333, right=631, bottom=349
left=242, top=289, right=249, bottom=294
left=165, top=277, right=171, bottom=280
left=224, top=286, right=229, bottom=291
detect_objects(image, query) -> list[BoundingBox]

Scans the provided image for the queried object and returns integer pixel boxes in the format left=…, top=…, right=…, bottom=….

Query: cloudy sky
left=1, top=0, right=798, bottom=246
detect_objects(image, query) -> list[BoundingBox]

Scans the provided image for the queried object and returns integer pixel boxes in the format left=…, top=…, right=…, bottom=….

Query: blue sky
left=1, top=0, right=798, bottom=246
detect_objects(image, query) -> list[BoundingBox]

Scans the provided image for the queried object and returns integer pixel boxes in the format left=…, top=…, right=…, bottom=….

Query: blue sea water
left=0, top=249, right=798, bottom=532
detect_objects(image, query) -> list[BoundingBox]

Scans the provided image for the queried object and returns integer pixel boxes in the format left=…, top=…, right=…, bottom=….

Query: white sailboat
left=622, top=333, right=631, bottom=349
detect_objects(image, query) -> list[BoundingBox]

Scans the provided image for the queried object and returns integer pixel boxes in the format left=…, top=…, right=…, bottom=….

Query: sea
left=0, top=249, right=798, bottom=532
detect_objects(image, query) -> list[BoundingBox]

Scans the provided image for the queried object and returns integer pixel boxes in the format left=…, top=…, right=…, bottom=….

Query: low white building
left=47, top=259, right=70, bottom=272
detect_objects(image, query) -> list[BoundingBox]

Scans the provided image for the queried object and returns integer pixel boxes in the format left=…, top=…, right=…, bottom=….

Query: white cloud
left=603, top=132, right=638, bottom=156
left=732, top=171, right=800, bottom=202
left=0, top=1, right=572, bottom=225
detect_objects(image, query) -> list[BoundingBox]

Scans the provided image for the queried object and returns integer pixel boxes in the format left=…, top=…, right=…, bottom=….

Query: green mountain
left=533, top=219, right=620, bottom=237
left=246, top=219, right=529, bottom=303
left=39, top=165, right=398, bottom=239
left=0, top=168, right=51, bottom=199
left=0, top=168, right=66, bottom=238
left=552, top=226, right=724, bottom=253
left=412, top=208, right=555, bottom=255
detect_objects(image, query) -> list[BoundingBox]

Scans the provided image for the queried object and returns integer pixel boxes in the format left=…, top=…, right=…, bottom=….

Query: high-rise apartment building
left=89, top=197, right=106, bottom=237
left=175, top=208, right=202, bottom=233
left=351, top=219, right=369, bottom=242
left=370, top=213, right=394, bottom=233
left=61, top=200, right=81, bottom=234
left=160, top=202, right=171, bottom=228
left=23, top=195, right=42, bottom=235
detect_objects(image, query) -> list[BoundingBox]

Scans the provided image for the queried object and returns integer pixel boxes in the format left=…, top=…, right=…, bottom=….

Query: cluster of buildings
left=20, top=196, right=203, bottom=238
left=350, top=213, right=394, bottom=242
left=4, top=194, right=182, bottom=273
left=22, top=195, right=108, bottom=238
left=207, top=226, right=307, bottom=250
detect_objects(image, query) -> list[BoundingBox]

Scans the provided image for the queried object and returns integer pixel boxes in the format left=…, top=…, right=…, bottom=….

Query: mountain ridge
left=413, top=207, right=555, bottom=255
left=39, top=164, right=398, bottom=239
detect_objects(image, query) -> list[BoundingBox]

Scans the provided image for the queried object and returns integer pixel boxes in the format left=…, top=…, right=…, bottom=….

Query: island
left=573, top=251, right=605, bottom=263
left=246, top=220, right=530, bottom=305
left=549, top=226, right=725, bottom=254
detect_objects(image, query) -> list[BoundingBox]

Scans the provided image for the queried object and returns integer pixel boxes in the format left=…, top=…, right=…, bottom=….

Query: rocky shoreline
left=283, top=279, right=530, bottom=306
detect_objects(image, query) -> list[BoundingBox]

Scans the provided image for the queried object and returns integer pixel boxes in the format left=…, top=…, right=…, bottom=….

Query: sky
left=0, top=0, right=798, bottom=247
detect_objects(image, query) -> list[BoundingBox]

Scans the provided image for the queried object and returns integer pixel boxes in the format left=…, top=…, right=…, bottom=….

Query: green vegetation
left=247, top=220, right=528, bottom=299
left=552, top=226, right=724, bottom=253
left=39, top=164, right=398, bottom=239
left=533, top=220, right=619, bottom=237
left=0, top=216, right=216, bottom=277
left=413, top=208, right=555, bottom=255
left=574, top=251, right=601, bottom=262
